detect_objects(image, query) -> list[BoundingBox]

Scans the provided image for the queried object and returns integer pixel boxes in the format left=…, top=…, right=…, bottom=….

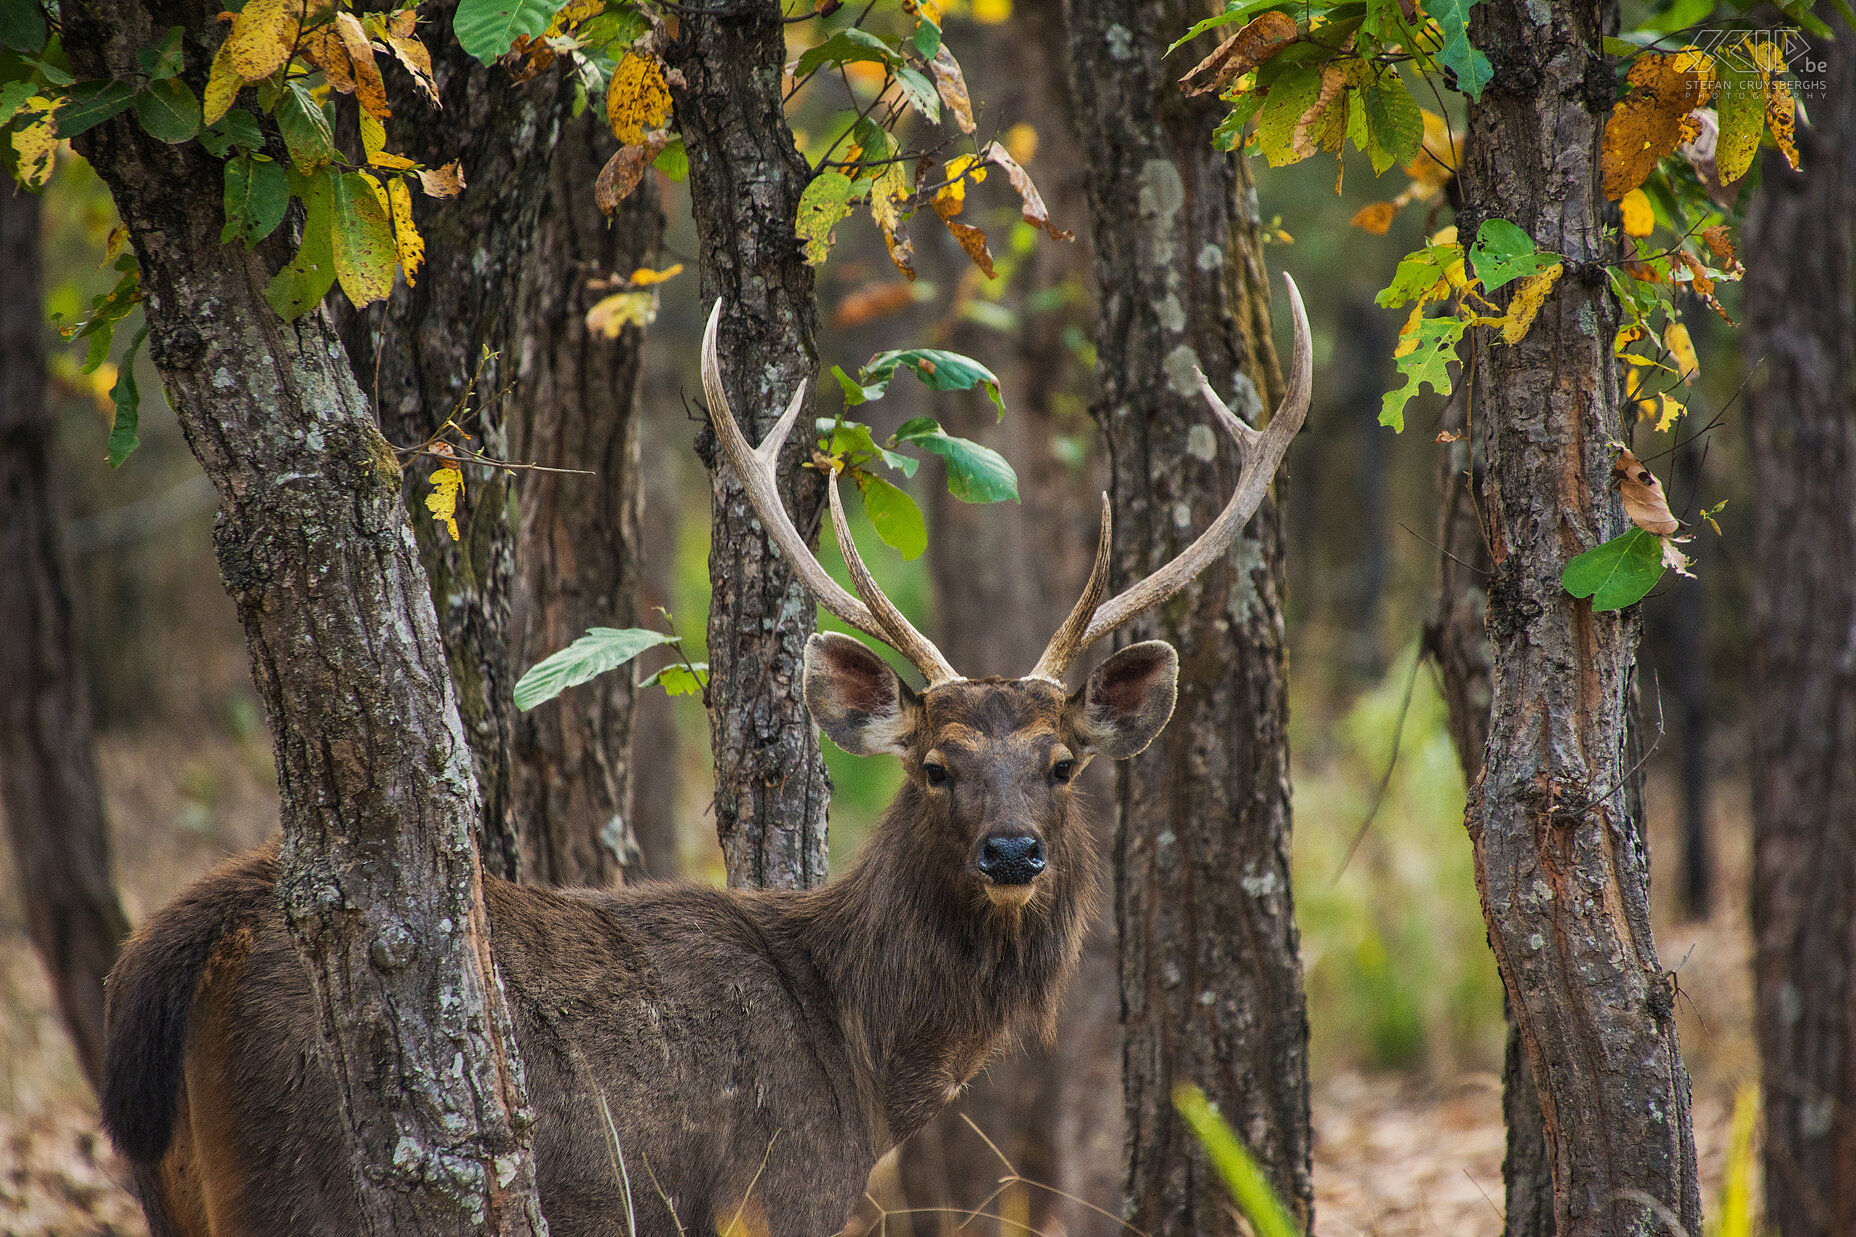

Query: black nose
left=977, top=835, right=1046, bottom=885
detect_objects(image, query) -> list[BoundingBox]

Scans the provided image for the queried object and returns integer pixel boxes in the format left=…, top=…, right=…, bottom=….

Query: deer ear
left=1070, top=641, right=1178, bottom=759
left=804, top=633, right=920, bottom=757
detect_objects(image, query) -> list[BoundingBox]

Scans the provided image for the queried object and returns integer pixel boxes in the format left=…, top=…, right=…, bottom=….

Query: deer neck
left=790, top=795, right=1098, bottom=1149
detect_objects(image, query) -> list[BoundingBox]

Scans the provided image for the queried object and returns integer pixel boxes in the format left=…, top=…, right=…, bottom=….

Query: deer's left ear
left=804, top=633, right=921, bottom=757
left=1069, top=641, right=1178, bottom=759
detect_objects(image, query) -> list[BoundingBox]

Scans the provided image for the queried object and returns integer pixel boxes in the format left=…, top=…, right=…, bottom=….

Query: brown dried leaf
left=418, top=160, right=466, bottom=198
left=383, top=10, right=439, bottom=106
left=1601, top=53, right=1710, bottom=199
left=1178, top=10, right=1297, bottom=98
left=978, top=140, right=1073, bottom=240
left=594, top=135, right=668, bottom=215
left=1290, top=64, right=1349, bottom=161
left=299, top=26, right=355, bottom=94
left=832, top=281, right=918, bottom=329
left=1614, top=447, right=1680, bottom=535
left=928, top=44, right=974, bottom=134
left=1699, top=224, right=1742, bottom=275
left=940, top=214, right=995, bottom=278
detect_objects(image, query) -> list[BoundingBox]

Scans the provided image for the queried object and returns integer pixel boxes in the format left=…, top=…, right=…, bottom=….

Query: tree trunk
left=1427, top=348, right=1555, bottom=1237
left=1459, top=0, right=1701, bottom=1232
left=899, top=1, right=1122, bottom=1228
left=1064, top=0, right=1313, bottom=1229
left=63, top=6, right=545, bottom=1230
left=668, top=1, right=831, bottom=891
left=0, top=174, right=132, bottom=1094
left=510, top=112, right=666, bottom=888
left=1746, top=10, right=1856, bottom=1232
left=335, top=11, right=573, bottom=883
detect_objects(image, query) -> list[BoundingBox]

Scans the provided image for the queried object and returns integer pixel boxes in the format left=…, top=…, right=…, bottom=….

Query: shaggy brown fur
left=99, top=636, right=1177, bottom=1236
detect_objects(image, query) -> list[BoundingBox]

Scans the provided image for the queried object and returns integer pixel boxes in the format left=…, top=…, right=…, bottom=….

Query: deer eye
left=922, top=761, right=949, bottom=787
left=1052, top=758, right=1075, bottom=784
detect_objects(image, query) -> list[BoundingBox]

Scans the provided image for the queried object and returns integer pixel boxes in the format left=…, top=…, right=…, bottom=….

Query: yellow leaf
left=1003, top=122, right=1038, bottom=165
left=606, top=53, right=672, bottom=146
left=203, top=36, right=243, bottom=126
left=1647, top=392, right=1685, bottom=432
left=585, top=290, right=658, bottom=337
left=418, top=160, right=466, bottom=198
left=870, top=160, right=916, bottom=279
left=10, top=98, right=56, bottom=189
left=1765, top=76, right=1798, bottom=170
left=388, top=176, right=424, bottom=286
left=382, top=10, right=439, bottom=106
left=1619, top=188, right=1654, bottom=237
left=1291, top=63, right=1348, bottom=161
left=300, top=25, right=355, bottom=94
left=105, top=224, right=129, bottom=262
left=426, top=466, right=463, bottom=541
left=1476, top=263, right=1563, bottom=345
left=1350, top=201, right=1395, bottom=234
left=226, top=0, right=305, bottom=81
left=1409, top=110, right=1460, bottom=188
left=933, top=153, right=987, bottom=214
left=628, top=263, right=684, bottom=287
left=971, top=0, right=1011, bottom=22
left=334, top=12, right=391, bottom=119
left=1602, top=53, right=1711, bottom=199
left=1663, top=320, right=1698, bottom=383
left=1614, top=324, right=1645, bottom=353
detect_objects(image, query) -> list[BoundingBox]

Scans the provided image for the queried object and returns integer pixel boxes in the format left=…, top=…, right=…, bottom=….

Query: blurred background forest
left=3, top=0, right=1764, bottom=1229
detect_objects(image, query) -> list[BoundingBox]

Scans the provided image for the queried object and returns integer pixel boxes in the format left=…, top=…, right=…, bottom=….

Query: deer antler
left=1028, top=271, right=1313, bottom=684
left=702, top=300, right=963, bottom=687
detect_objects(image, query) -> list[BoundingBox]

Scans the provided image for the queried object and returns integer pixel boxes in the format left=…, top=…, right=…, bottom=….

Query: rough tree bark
left=1746, top=11, right=1856, bottom=1233
left=1065, top=0, right=1314, bottom=1229
left=667, top=0, right=831, bottom=890
left=335, top=11, right=574, bottom=882
left=1459, top=0, right=1700, bottom=1232
left=0, top=176, right=132, bottom=1093
left=899, top=0, right=1123, bottom=1228
left=63, top=4, right=545, bottom=1230
left=510, top=113, right=666, bottom=888
left=1425, top=362, right=1554, bottom=1237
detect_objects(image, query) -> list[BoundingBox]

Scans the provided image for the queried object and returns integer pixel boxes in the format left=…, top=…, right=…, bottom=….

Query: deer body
left=101, top=281, right=1311, bottom=1237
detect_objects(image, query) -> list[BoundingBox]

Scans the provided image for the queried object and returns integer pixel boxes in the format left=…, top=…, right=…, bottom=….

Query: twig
left=1332, top=645, right=1424, bottom=885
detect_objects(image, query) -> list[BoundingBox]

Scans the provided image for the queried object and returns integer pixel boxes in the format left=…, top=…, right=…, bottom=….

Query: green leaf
left=1469, top=218, right=1556, bottom=293
left=136, top=26, right=185, bottom=80
left=831, top=364, right=881, bottom=407
left=221, top=152, right=289, bottom=247
left=1425, top=0, right=1491, bottom=100
left=514, top=627, right=680, bottom=711
left=854, top=470, right=928, bottom=560
left=0, top=78, right=35, bottom=127
left=265, top=168, right=337, bottom=320
left=818, top=418, right=918, bottom=475
left=1562, top=527, right=1664, bottom=611
left=199, top=107, right=264, bottom=157
left=1254, top=62, right=1320, bottom=166
left=1175, top=1085, right=1300, bottom=1237
left=911, top=18, right=942, bottom=60
left=1380, top=313, right=1464, bottom=431
left=1361, top=67, right=1421, bottom=176
left=329, top=171, right=397, bottom=307
left=891, top=418, right=1019, bottom=503
left=642, top=661, right=708, bottom=697
left=1713, top=52, right=1764, bottom=184
left=1638, top=0, right=1714, bottom=33
left=106, top=324, right=149, bottom=468
left=797, top=170, right=857, bottom=266
left=0, top=0, right=48, bottom=53
left=276, top=81, right=335, bottom=173
left=894, top=67, right=940, bottom=124
left=61, top=267, right=142, bottom=372
left=53, top=79, right=135, bottom=137
left=653, top=135, right=688, bottom=182
left=794, top=27, right=901, bottom=78
left=453, top=0, right=556, bottom=65
left=861, top=348, right=1005, bottom=414
left=1376, top=242, right=1457, bottom=307
left=133, top=75, right=200, bottom=143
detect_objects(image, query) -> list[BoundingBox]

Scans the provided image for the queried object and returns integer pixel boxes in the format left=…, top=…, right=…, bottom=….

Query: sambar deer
left=99, top=276, right=1311, bottom=1237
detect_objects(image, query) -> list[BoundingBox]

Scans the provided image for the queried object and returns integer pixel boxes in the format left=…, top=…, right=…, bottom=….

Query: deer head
left=701, top=272, right=1312, bottom=910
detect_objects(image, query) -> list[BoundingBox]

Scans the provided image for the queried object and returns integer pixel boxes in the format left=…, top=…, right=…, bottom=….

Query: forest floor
left=0, top=727, right=1756, bottom=1236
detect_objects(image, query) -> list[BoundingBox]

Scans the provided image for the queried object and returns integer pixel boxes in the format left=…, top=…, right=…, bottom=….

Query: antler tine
left=825, top=473, right=963, bottom=687
left=1032, top=272, right=1313, bottom=680
left=700, top=300, right=888, bottom=647
left=1027, top=494, right=1112, bottom=683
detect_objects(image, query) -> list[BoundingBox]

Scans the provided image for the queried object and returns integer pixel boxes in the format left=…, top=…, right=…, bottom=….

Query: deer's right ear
left=804, top=633, right=920, bottom=757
